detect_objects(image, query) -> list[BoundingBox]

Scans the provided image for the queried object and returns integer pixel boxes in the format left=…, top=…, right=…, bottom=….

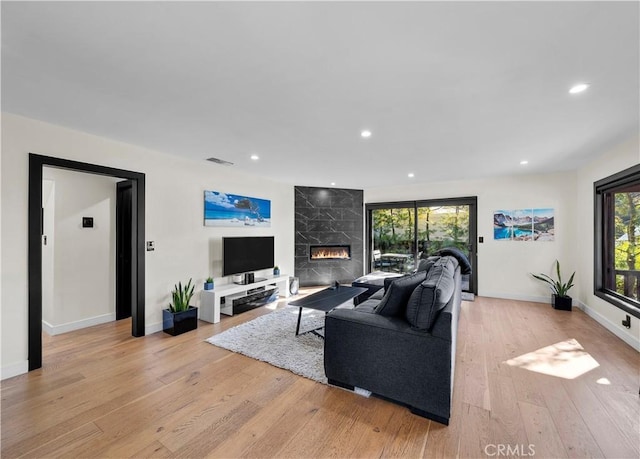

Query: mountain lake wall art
left=494, top=208, right=554, bottom=241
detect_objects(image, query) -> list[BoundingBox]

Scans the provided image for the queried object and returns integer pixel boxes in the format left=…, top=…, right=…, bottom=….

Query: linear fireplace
left=310, top=245, right=351, bottom=260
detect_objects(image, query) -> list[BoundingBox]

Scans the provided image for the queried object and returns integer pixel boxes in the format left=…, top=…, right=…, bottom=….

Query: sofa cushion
left=416, top=256, right=440, bottom=273
left=369, top=288, right=385, bottom=301
left=406, top=257, right=458, bottom=330
left=381, top=257, right=438, bottom=292
left=353, top=299, right=379, bottom=314
left=375, top=270, right=427, bottom=317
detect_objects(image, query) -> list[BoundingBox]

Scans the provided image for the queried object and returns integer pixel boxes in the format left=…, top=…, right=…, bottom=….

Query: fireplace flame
left=311, top=247, right=350, bottom=260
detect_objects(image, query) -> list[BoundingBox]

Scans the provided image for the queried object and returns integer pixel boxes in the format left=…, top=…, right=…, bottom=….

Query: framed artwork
left=494, top=208, right=554, bottom=241
left=204, top=190, right=271, bottom=227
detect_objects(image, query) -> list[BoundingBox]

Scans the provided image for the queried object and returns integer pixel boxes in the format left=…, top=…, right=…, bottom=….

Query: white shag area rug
left=206, top=306, right=328, bottom=384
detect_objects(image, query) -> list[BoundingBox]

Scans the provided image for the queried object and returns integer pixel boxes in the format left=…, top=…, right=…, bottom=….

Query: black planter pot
left=163, top=306, right=198, bottom=335
left=552, top=294, right=572, bottom=311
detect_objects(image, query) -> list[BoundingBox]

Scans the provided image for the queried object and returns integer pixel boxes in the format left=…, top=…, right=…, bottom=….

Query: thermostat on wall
left=82, top=217, right=94, bottom=228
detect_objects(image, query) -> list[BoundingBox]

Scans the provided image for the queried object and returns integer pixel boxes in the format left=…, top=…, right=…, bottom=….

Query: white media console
left=200, top=274, right=290, bottom=323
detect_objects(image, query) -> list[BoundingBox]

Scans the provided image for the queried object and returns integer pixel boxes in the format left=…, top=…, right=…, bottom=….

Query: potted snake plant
left=163, top=278, right=198, bottom=335
left=531, top=260, right=575, bottom=311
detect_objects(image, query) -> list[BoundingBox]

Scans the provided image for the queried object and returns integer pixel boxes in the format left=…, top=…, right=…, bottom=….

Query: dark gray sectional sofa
left=323, top=255, right=462, bottom=425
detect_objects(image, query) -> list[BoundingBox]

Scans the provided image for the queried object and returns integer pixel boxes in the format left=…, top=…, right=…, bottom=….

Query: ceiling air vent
left=206, top=157, right=234, bottom=166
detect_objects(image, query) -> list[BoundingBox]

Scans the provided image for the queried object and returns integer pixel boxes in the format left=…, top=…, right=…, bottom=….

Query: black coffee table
left=288, top=285, right=367, bottom=338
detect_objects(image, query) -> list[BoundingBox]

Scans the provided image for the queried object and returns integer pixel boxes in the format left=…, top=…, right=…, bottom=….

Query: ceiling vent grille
left=206, top=157, right=234, bottom=166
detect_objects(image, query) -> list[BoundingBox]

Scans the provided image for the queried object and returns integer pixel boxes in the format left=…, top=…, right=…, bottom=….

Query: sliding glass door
left=370, top=205, right=416, bottom=274
left=416, top=203, right=473, bottom=292
left=367, top=197, right=477, bottom=293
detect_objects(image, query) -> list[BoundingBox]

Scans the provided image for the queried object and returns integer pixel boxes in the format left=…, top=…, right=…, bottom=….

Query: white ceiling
left=2, top=1, right=639, bottom=189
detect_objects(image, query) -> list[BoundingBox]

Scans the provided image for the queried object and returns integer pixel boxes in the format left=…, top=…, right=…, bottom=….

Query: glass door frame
left=366, top=196, right=478, bottom=294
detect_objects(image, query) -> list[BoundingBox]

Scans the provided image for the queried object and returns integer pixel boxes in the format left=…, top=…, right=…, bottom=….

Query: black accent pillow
left=375, top=270, right=427, bottom=317
left=435, top=248, right=472, bottom=274
left=406, top=257, right=457, bottom=330
left=383, top=275, right=402, bottom=291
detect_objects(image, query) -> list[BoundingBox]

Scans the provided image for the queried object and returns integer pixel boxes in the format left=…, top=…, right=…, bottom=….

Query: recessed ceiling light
left=569, top=83, right=589, bottom=94
left=331, top=182, right=336, bottom=186
left=361, top=130, right=372, bottom=138
left=250, top=154, right=259, bottom=160
left=408, top=173, right=415, bottom=178
left=520, top=160, right=529, bottom=165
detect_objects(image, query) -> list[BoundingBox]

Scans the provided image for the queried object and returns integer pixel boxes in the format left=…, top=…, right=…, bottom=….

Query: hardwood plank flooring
left=2, top=294, right=639, bottom=458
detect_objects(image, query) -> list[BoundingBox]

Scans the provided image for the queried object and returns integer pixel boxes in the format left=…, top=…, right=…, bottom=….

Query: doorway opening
left=28, top=154, right=145, bottom=371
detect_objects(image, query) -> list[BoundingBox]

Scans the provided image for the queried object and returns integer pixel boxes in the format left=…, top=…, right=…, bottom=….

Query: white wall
left=1, top=113, right=295, bottom=378
left=42, top=180, right=55, bottom=328
left=42, top=168, right=118, bottom=334
left=366, top=135, right=640, bottom=351
left=575, top=135, right=640, bottom=350
left=365, top=171, right=577, bottom=302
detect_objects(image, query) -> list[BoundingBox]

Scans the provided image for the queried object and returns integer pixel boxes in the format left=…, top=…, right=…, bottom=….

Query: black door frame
left=28, top=153, right=146, bottom=371
left=116, top=180, right=135, bottom=321
left=366, top=196, right=478, bottom=294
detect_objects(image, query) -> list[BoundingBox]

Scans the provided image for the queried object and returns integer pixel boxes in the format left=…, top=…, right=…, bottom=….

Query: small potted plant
left=204, top=276, right=214, bottom=290
left=273, top=265, right=280, bottom=276
left=163, top=279, right=198, bottom=335
left=531, top=260, right=575, bottom=311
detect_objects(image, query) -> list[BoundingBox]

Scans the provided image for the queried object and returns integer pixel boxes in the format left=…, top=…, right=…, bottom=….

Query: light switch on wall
left=146, top=241, right=155, bottom=251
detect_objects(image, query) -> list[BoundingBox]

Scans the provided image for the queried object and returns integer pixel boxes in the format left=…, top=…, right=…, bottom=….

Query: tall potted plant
left=163, top=278, right=198, bottom=335
left=531, top=260, right=575, bottom=311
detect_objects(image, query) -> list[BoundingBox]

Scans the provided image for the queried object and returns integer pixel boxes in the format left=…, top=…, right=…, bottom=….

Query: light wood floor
left=1, top=294, right=639, bottom=458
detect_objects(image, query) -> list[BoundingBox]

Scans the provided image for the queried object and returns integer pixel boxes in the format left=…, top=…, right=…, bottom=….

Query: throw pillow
left=375, top=270, right=427, bottom=317
left=383, top=274, right=404, bottom=291
left=406, top=257, right=458, bottom=330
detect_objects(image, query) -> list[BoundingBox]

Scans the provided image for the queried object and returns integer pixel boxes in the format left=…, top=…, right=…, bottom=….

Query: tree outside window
left=612, top=189, right=640, bottom=301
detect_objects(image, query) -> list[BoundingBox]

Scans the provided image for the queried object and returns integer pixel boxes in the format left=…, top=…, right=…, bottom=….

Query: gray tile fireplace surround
left=295, top=186, right=364, bottom=287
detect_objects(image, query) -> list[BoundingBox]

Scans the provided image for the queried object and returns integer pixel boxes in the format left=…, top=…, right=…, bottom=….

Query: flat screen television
left=223, top=236, right=275, bottom=277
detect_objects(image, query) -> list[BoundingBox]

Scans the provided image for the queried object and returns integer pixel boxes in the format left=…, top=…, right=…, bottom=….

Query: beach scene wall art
left=494, top=208, right=554, bottom=241
left=204, top=190, right=271, bottom=227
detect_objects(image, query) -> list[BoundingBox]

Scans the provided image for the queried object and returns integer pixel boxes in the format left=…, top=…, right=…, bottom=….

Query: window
left=366, top=197, right=477, bottom=293
left=594, top=164, right=640, bottom=318
left=370, top=205, right=416, bottom=275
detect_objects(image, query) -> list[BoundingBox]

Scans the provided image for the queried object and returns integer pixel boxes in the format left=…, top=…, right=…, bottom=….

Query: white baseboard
left=480, top=292, right=556, bottom=305
left=146, top=321, right=163, bottom=335
left=480, top=292, right=638, bottom=352
left=1, top=360, right=28, bottom=380
left=43, top=313, right=116, bottom=336
left=42, top=320, right=55, bottom=335
left=46, top=317, right=164, bottom=337
left=576, top=300, right=640, bottom=352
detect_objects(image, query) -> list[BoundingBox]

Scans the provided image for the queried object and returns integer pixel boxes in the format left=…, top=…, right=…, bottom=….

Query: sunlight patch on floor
left=504, top=338, right=599, bottom=379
